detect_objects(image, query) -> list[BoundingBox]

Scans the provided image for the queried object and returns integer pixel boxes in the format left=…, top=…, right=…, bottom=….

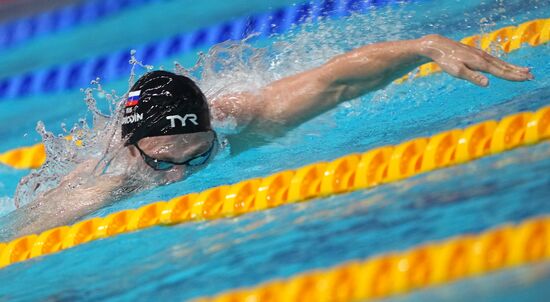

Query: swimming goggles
left=134, top=131, right=218, bottom=171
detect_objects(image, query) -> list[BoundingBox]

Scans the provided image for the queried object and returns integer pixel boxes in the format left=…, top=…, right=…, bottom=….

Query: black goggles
left=134, top=131, right=218, bottom=171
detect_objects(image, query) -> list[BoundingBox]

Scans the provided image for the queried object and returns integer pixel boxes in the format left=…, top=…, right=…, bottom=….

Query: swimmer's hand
left=418, top=34, right=533, bottom=87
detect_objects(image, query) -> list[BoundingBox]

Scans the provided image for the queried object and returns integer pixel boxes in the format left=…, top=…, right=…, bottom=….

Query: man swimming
left=1, top=34, right=533, bottom=239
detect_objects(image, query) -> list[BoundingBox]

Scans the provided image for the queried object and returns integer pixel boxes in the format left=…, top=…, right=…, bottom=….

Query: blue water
left=0, top=0, right=549, bottom=301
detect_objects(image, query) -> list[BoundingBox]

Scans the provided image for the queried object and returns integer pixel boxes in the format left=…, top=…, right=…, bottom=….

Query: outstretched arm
left=1, top=160, right=128, bottom=241
left=212, top=34, right=532, bottom=140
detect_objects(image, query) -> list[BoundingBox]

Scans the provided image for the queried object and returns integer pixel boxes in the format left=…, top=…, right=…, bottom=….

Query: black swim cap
left=121, top=70, right=211, bottom=146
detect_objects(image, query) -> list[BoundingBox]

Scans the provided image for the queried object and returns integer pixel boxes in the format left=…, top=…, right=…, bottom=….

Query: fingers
left=469, top=61, right=524, bottom=82
left=476, top=50, right=534, bottom=81
left=483, top=60, right=533, bottom=82
left=456, top=65, right=489, bottom=87
left=485, top=52, right=530, bottom=74
left=436, top=42, right=534, bottom=86
left=463, top=52, right=532, bottom=82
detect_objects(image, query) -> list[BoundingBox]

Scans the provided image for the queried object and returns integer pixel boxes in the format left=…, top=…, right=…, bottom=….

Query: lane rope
left=0, top=99, right=549, bottom=269
left=192, top=216, right=550, bottom=302
left=0, top=0, right=157, bottom=50
left=0, top=0, right=398, bottom=100
left=0, top=17, right=549, bottom=170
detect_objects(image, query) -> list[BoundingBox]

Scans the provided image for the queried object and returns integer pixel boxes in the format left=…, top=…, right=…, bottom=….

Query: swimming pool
left=0, top=0, right=549, bottom=300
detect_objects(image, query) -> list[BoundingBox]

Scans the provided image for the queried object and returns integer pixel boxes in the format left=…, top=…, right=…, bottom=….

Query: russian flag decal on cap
left=125, top=90, right=141, bottom=107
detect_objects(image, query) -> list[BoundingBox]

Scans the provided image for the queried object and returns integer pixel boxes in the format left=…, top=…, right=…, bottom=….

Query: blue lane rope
left=0, top=0, right=157, bottom=51
left=0, top=0, right=413, bottom=100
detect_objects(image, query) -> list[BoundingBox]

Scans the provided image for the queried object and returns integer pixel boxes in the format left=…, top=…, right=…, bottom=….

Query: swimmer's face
left=133, top=131, right=217, bottom=182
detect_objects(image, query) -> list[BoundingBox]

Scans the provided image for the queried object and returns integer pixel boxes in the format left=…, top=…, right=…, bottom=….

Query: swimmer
left=1, top=34, right=533, bottom=240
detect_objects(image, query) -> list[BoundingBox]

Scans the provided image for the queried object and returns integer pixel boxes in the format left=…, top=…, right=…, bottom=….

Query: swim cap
left=121, top=70, right=211, bottom=146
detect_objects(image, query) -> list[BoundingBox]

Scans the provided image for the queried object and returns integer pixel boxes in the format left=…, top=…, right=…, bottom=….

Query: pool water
left=0, top=0, right=549, bottom=301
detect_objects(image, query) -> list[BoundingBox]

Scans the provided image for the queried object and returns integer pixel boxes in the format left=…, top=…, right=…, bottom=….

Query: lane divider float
left=193, top=216, right=550, bottom=302
left=0, top=0, right=398, bottom=100
left=0, top=17, right=548, bottom=170
left=0, top=0, right=161, bottom=50
left=0, top=102, right=549, bottom=269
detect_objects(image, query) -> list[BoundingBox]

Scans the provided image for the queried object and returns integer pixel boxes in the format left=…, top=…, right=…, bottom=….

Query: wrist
left=416, top=34, right=443, bottom=60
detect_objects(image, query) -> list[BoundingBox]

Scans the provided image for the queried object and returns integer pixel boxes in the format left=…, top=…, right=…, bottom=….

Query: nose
left=164, top=165, right=187, bottom=183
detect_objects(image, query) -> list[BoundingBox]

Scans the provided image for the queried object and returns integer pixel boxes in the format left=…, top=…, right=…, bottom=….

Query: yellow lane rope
left=193, top=216, right=550, bottom=302
left=0, top=101, right=549, bottom=269
left=0, top=18, right=549, bottom=170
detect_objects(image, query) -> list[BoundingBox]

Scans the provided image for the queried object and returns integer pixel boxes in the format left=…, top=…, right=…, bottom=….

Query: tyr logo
left=166, top=114, right=199, bottom=127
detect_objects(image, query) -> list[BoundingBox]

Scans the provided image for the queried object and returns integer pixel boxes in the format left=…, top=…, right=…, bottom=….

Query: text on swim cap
left=122, top=112, right=143, bottom=125
left=166, top=114, right=199, bottom=128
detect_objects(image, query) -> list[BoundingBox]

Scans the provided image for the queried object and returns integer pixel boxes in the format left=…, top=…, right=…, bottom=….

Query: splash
left=11, top=48, right=173, bottom=207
